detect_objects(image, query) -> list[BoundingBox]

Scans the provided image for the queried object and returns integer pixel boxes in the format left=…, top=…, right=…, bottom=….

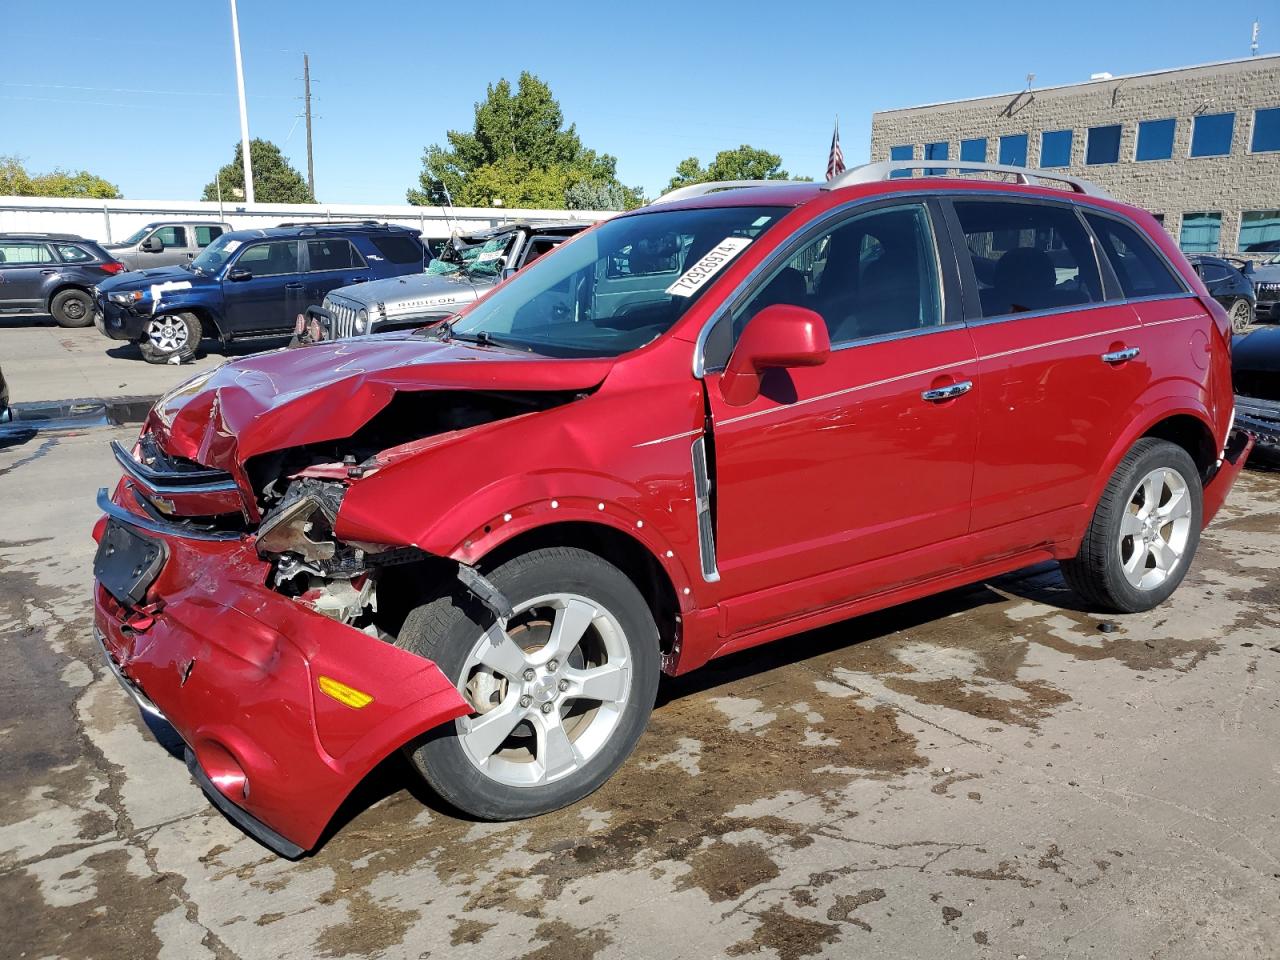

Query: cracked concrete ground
left=2, top=426, right=1278, bottom=960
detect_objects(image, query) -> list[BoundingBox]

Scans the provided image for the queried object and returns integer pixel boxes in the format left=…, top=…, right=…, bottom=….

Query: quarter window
left=960, top=137, right=987, bottom=164
left=1135, top=118, right=1176, bottom=161
left=952, top=200, right=1102, bottom=318
left=195, top=226, right=224, bottom=247
left=1189, top=112, right=1234, bottom=157
left=1085, top=124, right=1122, bottom=164
left=306, top=238, right=365, bottom=272
left=1084, top=213, right=1183, bottom=299
left=153, top=226, right=187, bottom=248
left=1179, top=212, right=1222, bottom=253
left=1252, top=107, right=1280, bottom=153
left=370, top=234, right=426, bottom=264
left=53, top=243, right=93, bottom=262
left=889, top=144, right=913, bottom=179
left=923, top=141, right=949, bottom=176
left=235, top=240, right=300, bottom=277
left=734, top=204, right=943, bottom=346
left=0, top=242, right=53, bottom=264
left=1240, top=210, right=1280, bottom=252
left=1039, top=130, right=1073, bottom=168
left=998, top=134, right=1028, bottom=167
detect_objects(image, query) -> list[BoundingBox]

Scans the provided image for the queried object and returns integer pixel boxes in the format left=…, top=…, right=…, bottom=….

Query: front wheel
left=1228, top=298, right=1254, bottom=334
left=1060, top=438, right=1202, bottom=612
left=397, top=547, right=660, bottom=820
left=138, top=312, right=201, bottom=364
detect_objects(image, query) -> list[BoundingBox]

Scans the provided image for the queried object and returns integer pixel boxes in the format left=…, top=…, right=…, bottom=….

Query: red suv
left=93, top=161, right=1251, bottom=856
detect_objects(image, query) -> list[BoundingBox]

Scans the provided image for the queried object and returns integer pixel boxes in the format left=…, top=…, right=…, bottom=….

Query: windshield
left=447, top=206, right=786, bottom=357
left=119, top=226, right=152, bottom=246
left=427, top=232, right=516, bottom=280
left=190, top=233, right=240, bottom=274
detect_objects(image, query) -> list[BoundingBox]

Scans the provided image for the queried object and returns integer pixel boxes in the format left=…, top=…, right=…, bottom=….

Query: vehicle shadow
left=0, top=315, right=59, bottom=329
left=104, top=336, right=293, bottom=364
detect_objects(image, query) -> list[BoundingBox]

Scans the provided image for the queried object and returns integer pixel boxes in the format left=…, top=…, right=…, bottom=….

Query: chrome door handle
left=1101, top=346, right=1140, bottom=364
left=921, top=380, right=973, bottom=402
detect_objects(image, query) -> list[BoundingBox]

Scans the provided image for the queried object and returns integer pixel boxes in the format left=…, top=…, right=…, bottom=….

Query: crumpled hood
left=98, top=265, right=210, bottom=293
left=329, top=271, right=490, bottom=317
left=147, top=333, right=615, bottom=471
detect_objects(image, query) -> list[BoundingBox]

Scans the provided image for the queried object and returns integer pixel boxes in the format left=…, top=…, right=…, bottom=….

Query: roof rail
left=825, top=160, right=1110, bottom=198
left=650, top=179, right=812, bottom=206
left=275, top=219, right=384, bottom=228
left=2, top=231, right=84, bottom=240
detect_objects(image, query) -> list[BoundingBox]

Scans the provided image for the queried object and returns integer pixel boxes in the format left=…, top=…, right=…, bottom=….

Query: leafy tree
left=0, top=155, right=121, bottom=198
left=408, top=72, right=643, bottom=211
left=664, top=145, right=808, bottom=194
left=201, top=139, right=315, bottom=204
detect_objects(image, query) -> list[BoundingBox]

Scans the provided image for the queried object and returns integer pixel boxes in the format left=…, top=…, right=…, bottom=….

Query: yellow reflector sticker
left=317, top=675, right=373, bottom=709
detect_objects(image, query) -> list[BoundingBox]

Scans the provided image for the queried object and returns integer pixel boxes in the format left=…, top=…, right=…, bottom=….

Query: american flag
left=826, top=117, right=846, bottom=180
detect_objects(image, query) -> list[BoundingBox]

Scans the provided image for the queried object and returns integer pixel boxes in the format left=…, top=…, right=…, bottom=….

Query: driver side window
left=732, top=204, right=943, bottom=348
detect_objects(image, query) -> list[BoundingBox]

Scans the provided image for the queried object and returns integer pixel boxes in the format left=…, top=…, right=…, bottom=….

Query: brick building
left=869, top=55, right=1280, bottom=255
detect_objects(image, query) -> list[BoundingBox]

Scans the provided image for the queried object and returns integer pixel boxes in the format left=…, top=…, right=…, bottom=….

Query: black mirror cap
left=227, top=269, right=252, bottom=282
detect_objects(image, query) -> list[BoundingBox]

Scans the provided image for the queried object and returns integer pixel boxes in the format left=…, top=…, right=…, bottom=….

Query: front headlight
left=110, top=290, right=145, bottom=305
left=355, top=308, right=368, bottom=333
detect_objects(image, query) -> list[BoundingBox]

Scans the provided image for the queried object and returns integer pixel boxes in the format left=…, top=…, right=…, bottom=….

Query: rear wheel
left=1060, top=438, right=1202, bottom=612
left=50, top=289, right=93, bottom=328
left=397, top=547, right=660, bottom=820
left=1228, top=298, right=1254, bottom=334
left=139, top=312, right=201, bottom=364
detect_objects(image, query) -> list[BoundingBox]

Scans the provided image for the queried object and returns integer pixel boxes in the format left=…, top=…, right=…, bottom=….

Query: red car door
left=701, top=202, right=980, bottom=636
left=949, top=198, right=1149, bottom=559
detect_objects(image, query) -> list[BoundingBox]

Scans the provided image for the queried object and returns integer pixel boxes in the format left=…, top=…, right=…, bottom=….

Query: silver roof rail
left=650, top=179, right=811, bottom=206
left=826, top=160, right=1111, bottom=198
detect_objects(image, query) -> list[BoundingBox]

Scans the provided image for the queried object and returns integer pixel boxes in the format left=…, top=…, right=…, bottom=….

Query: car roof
left=0, top=232, right=87, bottom=241
left=463, top=220, right=593, bottom=241
left=219, top=221, right=417, bottom=243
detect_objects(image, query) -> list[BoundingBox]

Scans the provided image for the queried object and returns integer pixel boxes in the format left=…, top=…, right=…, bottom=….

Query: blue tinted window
left=1190, top=113, right=1234, bottom=157
left=924, top=141, right=949, bottom=176
left=998, top=134, right=1027, bottom=167
left=1240, top=210, right=1280, bottom=251
left=1179, top=212, right=1222, bottom=253
left=1135, top=118, right=1175, bottom=161
left=1039, top=129, right=1073, bottom=167
left=889, top=144, right=913, bottom=179
left=960, top=138, right=987, bottom=163
left=1086, top=125, right=1122, bottom=164
left=1251, top=107, right=1280, bottom=152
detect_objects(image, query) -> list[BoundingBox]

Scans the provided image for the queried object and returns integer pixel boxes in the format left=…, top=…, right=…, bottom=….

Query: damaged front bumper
left=1203, top=427, right=1255, bottom=524
left=1235, top=395, right=1280, bottom=455
left=93, top=484, right=470, bottom=856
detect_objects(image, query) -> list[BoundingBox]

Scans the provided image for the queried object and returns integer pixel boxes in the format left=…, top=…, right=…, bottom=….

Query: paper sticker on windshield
left=224, top=239, right=242, bottom=252
left=476, top=250, right=504, bottom=262
left=665, top=236, right=753, bottom=298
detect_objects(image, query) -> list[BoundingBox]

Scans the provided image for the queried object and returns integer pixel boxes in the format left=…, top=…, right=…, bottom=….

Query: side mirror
left=720, top=304, right=830, bottom=407
left=141, top=235, right=164, bottom=253
left=227, top=268, right=252, bottom=282
left=500, top=266, right=517, bottom=281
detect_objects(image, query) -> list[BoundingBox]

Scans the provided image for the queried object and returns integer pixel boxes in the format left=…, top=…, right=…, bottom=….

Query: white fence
left=0, top=196, right=613, bottom=245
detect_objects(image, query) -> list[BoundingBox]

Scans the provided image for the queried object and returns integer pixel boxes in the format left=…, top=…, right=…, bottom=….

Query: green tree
left=201, top=139, right=315, bottom=204
left=408, top=72, right=643, bottom=211
left=0, top=155, right=121, bottom=198
left=664, top=145, right=808, bottom=194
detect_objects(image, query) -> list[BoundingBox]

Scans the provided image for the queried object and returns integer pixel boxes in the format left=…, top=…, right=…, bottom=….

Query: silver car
left=103, top=221, right=232, bottom=271
left=321, top=221, right=591, bottom=339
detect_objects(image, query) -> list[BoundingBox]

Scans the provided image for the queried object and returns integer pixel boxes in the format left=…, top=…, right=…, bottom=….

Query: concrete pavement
left=2, top=427, right=1279, bottom=959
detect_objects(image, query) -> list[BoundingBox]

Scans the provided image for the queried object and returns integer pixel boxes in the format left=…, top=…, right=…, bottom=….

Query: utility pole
left=229, top=0, right=255, bottom=203
left=303, top=53, right=315, bottom=197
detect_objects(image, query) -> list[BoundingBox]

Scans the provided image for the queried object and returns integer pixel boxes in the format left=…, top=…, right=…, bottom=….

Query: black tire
left=397, top=547, right=660, bottom=820
left=1060, top=438, right=1203, bottom=613
left=138, top=312, right=201, bottom=364
left=1228, top=298, right=1254, bottom=334
left=50, top=288, right=93, bottom=328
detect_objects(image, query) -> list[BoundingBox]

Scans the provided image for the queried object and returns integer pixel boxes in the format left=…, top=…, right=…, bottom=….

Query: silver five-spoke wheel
left=456, top=594, right=632, bottom=787
left=1118, top=467, right=1193, bottom=590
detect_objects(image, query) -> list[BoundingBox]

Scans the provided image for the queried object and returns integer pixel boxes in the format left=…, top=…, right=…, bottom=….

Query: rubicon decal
left=666, top=236, right=753, bottom=297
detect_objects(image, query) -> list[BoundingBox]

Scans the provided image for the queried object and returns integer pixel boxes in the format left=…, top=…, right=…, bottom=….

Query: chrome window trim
left=962, top=293, right=1199, bottom=330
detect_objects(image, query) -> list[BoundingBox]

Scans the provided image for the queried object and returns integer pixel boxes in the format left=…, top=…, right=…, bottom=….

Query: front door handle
left=41, top=269, right=57, bottom=275
left=921, top=380, right=973, bottom=402
left=1101, top=346, right=1140, bottom=364
left=284, top=281, right=304, bottom=290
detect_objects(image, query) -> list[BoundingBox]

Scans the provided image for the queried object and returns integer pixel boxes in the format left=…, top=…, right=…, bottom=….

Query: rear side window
left=0, top=242, right=54, bottom=264
left=236, top=241, right=300, bottom=277
left=1084, top=213, right=1184, bottom=299
left=734, top=203, right=943, bottom=346
left=54, top=243, right=94, bottom=262
left=195, top=226, right=224, bottom=247
left=306, top=238, right=365, bottom=272
left=953, top=200, right=1102, bottom=318
left=153, top=226, right=187, bottom=248
left=369, top=234, right=426, bottom=265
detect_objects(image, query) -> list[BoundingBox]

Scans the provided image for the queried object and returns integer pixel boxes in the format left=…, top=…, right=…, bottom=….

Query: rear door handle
left=921, top=380, right=973, bottom=402
left=1101, top=346, right=1140, bottom=364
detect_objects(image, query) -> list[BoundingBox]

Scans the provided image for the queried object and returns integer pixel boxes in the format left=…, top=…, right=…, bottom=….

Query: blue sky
left=1, top=0, right=1272, bottom=204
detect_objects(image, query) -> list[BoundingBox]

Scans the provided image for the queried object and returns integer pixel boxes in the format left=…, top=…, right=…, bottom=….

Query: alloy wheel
left=453, top=593, right=632, bottom=787
left=146, top=316, right=188, bottom=353
left=1117, top=466, right=1193, bottom=590
left=1229, top=299, right=1253, bottom=334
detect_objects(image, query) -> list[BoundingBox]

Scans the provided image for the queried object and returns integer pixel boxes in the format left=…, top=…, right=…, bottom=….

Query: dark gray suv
left=0, top=233, right=126, bottom=327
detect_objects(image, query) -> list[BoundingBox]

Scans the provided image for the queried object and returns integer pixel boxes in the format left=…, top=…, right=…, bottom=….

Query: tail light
left=99, top=261, right=126, bottom=275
